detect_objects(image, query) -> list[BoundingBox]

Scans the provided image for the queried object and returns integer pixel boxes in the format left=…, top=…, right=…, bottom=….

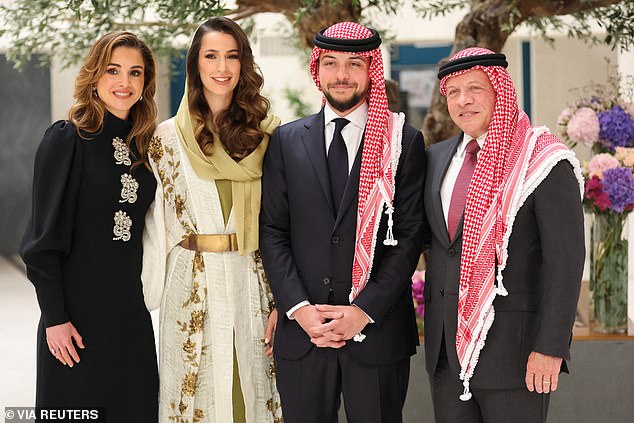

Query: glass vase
left=590, top=212, right=628, bottom=334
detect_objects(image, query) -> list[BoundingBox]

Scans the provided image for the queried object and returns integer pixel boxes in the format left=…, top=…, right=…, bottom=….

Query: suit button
left=440, top=288, right=445, bottom=296
left=323, top=277, right=331, bottom=285
left=331, top=236, right=340, bottom=245
left=447, top=248, right=456, bottom=257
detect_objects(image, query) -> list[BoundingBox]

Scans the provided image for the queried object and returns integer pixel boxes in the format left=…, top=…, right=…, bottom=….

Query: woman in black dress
left=20, top=31, right=159, bottom=422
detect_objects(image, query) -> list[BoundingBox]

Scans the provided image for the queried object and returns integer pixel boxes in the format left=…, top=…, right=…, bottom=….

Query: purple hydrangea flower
left=416, top=303, right=425, bottom=318
left=602, top=167, right=634, bottom=212
left=411, top=270, right=425, bottom=318
left=598, top=105, right=634, bottom=149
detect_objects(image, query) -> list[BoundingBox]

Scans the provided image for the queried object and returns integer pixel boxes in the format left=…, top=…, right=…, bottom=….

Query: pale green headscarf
left=174, top=92, right=280, bottom=254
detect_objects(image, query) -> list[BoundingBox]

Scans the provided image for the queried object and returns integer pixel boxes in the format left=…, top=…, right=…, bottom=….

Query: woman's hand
left=46, top=322, right=84, bottom=367
left=264, top=309, right=278, bottom=357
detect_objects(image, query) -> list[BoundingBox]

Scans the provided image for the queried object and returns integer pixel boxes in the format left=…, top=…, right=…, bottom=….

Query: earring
left=92, top=87, right=98, bottom=97
left=138, top=95, right=143, bottom=102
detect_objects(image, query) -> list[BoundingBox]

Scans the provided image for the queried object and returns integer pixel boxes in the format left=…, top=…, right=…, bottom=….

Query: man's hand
left=312, top=304, right=370, bottom=344
left=525, top=351, right=562, bottom=394
left=46, top=321, right=85, bottom=367
left=292, top=305, right=329, bottom=337
left=293, top=304, right=346, bottom=348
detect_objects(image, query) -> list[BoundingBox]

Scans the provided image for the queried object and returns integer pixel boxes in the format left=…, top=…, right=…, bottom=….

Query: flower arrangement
left=585, top=149, right=634, bottom=214
left=558, top=76, right=634, bottom=152
left=558, top=75, right=634, bottom=214
left=411, top=270, right=425, bottom=335
left=558, top=73, right=634, bottom=333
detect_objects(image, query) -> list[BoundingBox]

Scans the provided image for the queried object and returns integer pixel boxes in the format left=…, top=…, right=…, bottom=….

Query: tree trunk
left=234, top=0, right=361, bottom=48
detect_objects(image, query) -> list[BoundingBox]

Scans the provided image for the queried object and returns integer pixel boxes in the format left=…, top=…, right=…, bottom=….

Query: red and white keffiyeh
left=439, top=47, right=584, bottom=400
left=309, top=22, right=403, bottom=302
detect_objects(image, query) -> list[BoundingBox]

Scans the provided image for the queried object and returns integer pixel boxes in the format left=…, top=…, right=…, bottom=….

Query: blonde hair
left=68, top=31, right=157, bottom=169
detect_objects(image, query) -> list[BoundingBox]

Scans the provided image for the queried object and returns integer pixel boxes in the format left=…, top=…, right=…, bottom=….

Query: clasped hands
left=292, top=304, right=370, bottom=348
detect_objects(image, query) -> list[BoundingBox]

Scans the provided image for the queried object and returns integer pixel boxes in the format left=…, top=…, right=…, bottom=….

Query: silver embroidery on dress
left=113, top=210, right=132, bottom=241
left=119, top=173, right=139, bottom=204
left=113, top=137, right=132, bottom=166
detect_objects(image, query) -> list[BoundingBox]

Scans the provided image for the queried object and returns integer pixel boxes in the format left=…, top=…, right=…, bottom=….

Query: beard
left=323, top=86, right=367, bottom=113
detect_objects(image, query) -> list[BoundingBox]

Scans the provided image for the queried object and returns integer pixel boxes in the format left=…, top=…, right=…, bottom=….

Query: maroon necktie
left=447, top=139, right=480, bottom=241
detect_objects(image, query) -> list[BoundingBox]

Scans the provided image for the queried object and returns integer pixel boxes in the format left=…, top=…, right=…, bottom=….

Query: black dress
left=20, top=112, right=158, bottom=422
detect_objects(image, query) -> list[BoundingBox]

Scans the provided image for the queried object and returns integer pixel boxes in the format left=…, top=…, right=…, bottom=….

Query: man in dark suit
left=423, top=47, right=585, bottom=422
left=259, top=22, right=426, bottom=423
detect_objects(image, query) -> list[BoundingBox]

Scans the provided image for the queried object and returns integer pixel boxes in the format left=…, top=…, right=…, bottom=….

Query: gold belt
left=179, top=233, right=239, bottom=252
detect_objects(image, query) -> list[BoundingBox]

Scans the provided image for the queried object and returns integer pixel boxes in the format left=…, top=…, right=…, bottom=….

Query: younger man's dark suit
left=260, top=108, right=426, bottom=423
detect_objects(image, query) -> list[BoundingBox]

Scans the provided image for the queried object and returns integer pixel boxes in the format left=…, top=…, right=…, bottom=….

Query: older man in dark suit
left=423, top=47, right=585, bottom=422
left=259, top=22, right=426, bottom=423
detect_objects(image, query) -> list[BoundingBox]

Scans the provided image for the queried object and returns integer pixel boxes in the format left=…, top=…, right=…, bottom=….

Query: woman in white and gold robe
left=142, top=17, right=282, bottom=423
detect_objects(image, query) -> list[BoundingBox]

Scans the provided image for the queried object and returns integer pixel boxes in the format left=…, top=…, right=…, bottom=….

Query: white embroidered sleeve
left=141, top=160, right=167, bottom=311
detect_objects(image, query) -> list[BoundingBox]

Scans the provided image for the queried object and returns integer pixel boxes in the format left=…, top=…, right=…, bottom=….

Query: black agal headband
left=437, top=53, right=508, bottom=80
left=314, top=27, right=382, bottom=52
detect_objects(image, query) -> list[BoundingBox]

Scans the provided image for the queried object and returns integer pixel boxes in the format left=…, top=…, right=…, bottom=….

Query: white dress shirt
left=286, top=102, right=370, bottom=320
left=440, top=132, right=486, bottom=230
left=323, top=102, right=367, bottom=172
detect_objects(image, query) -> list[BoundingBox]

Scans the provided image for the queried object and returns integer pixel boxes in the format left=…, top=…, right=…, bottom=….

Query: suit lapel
left=430, top=134, right=462, bottom=247
left=451, top=210, right=466, bottom=246
left=301, top=110, right=334, bottom=213
left=334, top=140, right=363, bottom=229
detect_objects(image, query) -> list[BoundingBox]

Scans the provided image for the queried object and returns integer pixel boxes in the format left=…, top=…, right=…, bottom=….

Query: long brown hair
left=186, top=17, right=270, bottom=160
left=68, top=31, right=157, bottom=169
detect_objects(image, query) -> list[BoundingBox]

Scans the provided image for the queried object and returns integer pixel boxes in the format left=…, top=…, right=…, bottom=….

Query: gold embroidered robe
left=142, top=118, right=282, bottom=423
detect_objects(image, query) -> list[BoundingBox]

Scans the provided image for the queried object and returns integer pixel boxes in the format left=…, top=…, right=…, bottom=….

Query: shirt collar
left=457, top=132, right=487, bottom=156
left=324, top=101, right=369, bottom=131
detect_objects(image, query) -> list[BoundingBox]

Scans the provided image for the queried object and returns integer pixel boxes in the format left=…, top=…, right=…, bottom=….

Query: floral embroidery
left=193, top=408, right=204, bottom=422
left=112, top=137, right=132, bottom=166
left=188, top=310, right=205, bottom=333
left=183, top=281, right=203, bottom=309
left=267, top=398, right=283, bottom=423
left=148, top=136, right=163, bottom=163
left=174, top=194, right=187, bottom=221
left=254, top=250, right=276, bottom=313
left=183, top=339, right=196, bottom=355
left=268, top=361, right=277, bottom=378
left=152, top=142, right=194, bottom=237
left=169, top=252, right=208, bottom=422
left=113, top=210, right=132, bottom=241
left=181, top=371, right=198, bottom=397
left=193, top=251, right=205, bottom=274
left=254, top=251, right=284, bottom=421
left=119, top=173, right=139, bottom=204
left=150, top=136, right=212, bottom=421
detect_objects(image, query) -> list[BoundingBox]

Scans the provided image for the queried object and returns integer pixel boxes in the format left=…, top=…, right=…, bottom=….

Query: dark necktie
left=328, top=118, right=350, bottom=214
left=447, top=139, right=480, bottom=241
